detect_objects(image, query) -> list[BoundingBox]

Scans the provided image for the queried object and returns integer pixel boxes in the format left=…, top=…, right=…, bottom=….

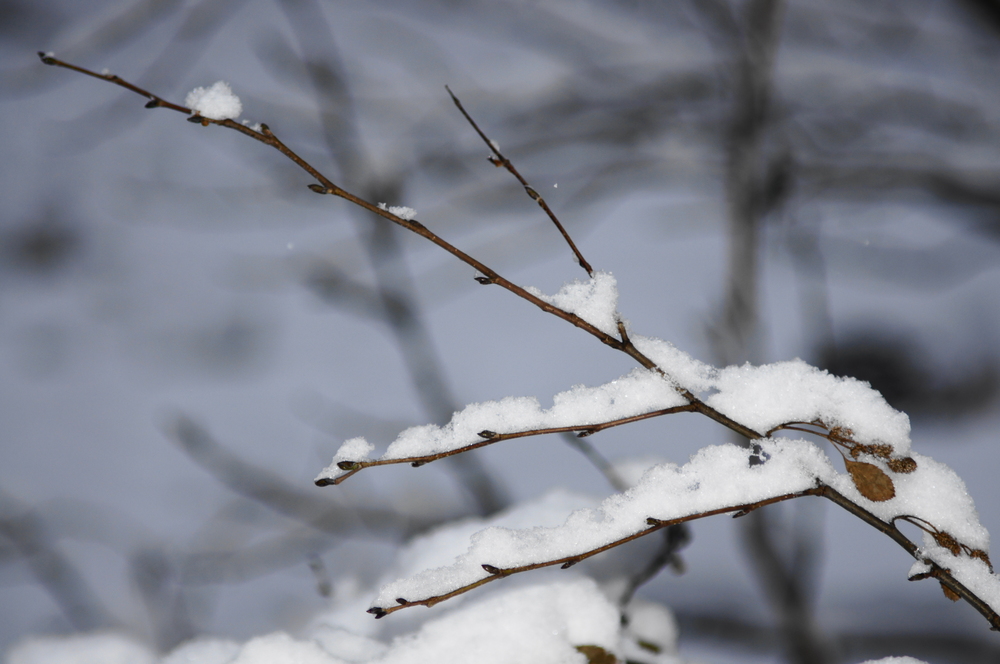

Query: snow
left=376, top=203, right=417, bottom=220
left=370, top=438, right=831, bottom=609
left=525, top=272, right=620, bottom=337
left=369, top=426, right=1000, bottom=618
left=316, top=369, right=686, bottom=480
left=184, top=82, right=242, bottom=120
left=860, top=658, right=928, bottom=664
left=706, top=359, right=912, bottom=452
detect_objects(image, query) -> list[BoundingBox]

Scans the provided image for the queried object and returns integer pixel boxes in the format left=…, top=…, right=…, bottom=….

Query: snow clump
left=185, top=81, right=242, bottom=120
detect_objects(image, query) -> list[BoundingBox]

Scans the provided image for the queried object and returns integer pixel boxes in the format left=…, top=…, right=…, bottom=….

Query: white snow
left=376, top=203, right=417, bottom=220
left=706, top=359, right=912, bottom=452
left=184, top=81, right=242, bottom=120
left=525, top=271, right=620, bottom=337
left=371, top=438, right=832, bottom=609
left=316, top=369, right=686, bottom=481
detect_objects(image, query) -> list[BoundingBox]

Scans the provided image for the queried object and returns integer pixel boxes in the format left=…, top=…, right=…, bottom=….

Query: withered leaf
left=845, top=459, right=895, bottom=501
left=941, top=582, right=960, bottom=602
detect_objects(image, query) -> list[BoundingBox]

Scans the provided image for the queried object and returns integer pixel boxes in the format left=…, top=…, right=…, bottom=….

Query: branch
left=316, top=404, right=697, bottom=486
left=42, top=54, right=1000, bottom=633
left=369, top=488, right=822, bottom=617
left=445, top=85, right=594, bottom=276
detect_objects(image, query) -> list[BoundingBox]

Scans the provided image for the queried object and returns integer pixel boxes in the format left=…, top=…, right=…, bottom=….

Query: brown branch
left=316, top=404, right=699, bottom=486
left=369, top=483, right=1000, bottom=632
left=445, top=85, right=594, bottom=276
left=42, top=55, right=1000, bottom=632
left=370, top=488, right=823, bottom=617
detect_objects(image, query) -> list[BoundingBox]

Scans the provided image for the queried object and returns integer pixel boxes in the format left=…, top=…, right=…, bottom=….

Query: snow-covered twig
left=40, top=53, right=1000, bottom=634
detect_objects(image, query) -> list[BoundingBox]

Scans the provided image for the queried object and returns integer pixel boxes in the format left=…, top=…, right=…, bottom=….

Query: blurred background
left=2, top=1, right=1000, bottom=662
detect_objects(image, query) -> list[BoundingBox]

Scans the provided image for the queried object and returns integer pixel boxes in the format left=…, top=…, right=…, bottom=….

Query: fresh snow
left=376, top=203, right=417, bottom=220
left=316, top=368, right=687, bottom=480
left=185, top=82, right=242, bottom=120
left=525, top=271, right=620, bottom=337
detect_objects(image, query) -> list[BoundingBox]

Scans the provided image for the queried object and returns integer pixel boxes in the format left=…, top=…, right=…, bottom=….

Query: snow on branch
left=40, top=53, right=1000, bottom=633
left=315, top=368, right=691, bottom=485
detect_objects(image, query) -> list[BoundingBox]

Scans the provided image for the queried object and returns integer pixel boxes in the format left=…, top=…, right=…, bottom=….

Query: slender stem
left=445, top=85, right=594, bottom=276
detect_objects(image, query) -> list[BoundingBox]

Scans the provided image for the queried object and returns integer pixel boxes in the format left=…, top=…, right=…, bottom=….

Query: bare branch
left=445, top=85, right=594, bottom=276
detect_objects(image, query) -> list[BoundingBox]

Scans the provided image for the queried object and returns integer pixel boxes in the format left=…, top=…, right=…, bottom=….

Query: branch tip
left=38, top=51, right=56, bottom=65
left=367, top=607, right=387, bottom=619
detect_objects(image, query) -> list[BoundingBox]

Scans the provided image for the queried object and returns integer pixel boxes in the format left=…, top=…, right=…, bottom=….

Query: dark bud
left=367, top=607, right=387, bottom=618
left=259, top=123, right=272, bottom=135
left=474, top=275, right=493, bottom=285
left=524, top=186, right=540, bottom=201
left=308, top=184, right=329, bottom=194
left=731, top=508, right=753, bottom=518
left=38, top=52, right=57, bottom=65
left=482, top=564, right=502, bottom=575
left=487, top=156, right=502, bottom=167
left=411, top=460, right=428, bottom=467
left=145, top=99, right=160, bottom=109
left=395, top=598, right=408, bottom=605
left=560, top=560, right=578, bottom=569
left=577, top=429, right=596, bottom=438
left=186, top=114, right=203, bottom=124
left=478, top=430, right=497, bottom=439
left=646, top=517, right=662, bottom=526
left=336, top=461, right=358, bottom=470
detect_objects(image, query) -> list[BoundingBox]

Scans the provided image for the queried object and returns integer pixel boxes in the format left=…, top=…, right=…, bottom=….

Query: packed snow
left=185, top=82, right=242, bottom=120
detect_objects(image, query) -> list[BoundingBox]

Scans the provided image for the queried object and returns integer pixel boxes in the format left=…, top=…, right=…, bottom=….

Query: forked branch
left=445, top=85, right=594, bottom=276
left=40, top=54, right=1000, bottom=633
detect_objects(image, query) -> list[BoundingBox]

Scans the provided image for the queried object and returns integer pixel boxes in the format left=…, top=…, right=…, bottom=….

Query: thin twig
left=316, top=404, right=699, bottom=486
left=445, top=85, right=594, bottom=276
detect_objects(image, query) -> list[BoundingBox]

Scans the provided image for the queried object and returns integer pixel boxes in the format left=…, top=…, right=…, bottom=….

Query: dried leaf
left=934, top=531, right=962, bottom=556
left=941, top=582, right=960, bottom=602
left=575, top=645, right=619, bottom=664
left=845, top=459, right=896, bottom=501
left=971, top=549, right=994, bottom=572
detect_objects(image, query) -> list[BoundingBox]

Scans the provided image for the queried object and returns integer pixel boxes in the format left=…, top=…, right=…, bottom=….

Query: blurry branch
left=41, top=53, right=1000, bottom=634
left=275, top=0, right=508, bottom=515
left=674, top=608, right=1000, bottom=664
left=692, top=1, right=828, bottom=662
left=320, top=405, right=697, bottom=486
left=165, top=414, right=432, bottom=537
left=0, top=489, right=120, bottom=632
left=445, top=85, right=593, bottom=276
